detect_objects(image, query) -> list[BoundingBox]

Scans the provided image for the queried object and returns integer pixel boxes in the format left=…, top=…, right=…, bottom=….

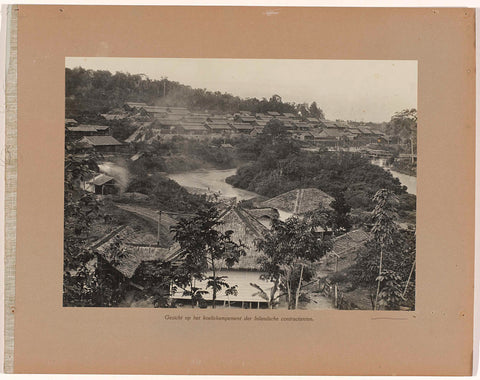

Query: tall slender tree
left=372, top=189, right=399, bottom=310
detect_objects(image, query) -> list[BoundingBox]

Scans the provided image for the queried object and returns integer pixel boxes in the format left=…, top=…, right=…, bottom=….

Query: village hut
left=124, top=102, right=148, bottom=111
left=325, top=228, right=372, bottom=272
left=91, top=226, right=182, bottom=289
left=173, top=121, right=208, bottom=135
left=266, top=111, right=281, bottom=116
left=65, top=118, right=78, bottom=126
left=86, top=173, right=117, bottom=195
left=171, top=205, right=275, bottom=308
left=230, top=123, right=254, bottom=134
left=215, top=206, right=269, bottom=270
left=66, top=124, right=111, bottom=140
left=76, top=135, right=123, bottom=153
left=204, top=121, right=233, bottom=134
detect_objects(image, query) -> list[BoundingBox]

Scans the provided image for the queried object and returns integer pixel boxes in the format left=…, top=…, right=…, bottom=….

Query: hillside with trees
left=66, top=67, right=324, bottom=118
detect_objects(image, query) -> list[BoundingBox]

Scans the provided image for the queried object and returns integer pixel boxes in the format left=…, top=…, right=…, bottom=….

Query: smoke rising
left=98, top=161, right=130, bottom=193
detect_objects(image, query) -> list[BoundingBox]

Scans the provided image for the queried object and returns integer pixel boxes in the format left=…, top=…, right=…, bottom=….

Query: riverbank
left=390, top=160, right=417, bottom=177
left=167, top=168, right=259, bottom=201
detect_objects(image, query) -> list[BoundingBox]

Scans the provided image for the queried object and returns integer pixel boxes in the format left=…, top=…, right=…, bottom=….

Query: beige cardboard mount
left=5, top=5, right=475, bottom=375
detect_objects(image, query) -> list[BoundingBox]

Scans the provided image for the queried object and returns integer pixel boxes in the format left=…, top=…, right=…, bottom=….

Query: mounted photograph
left=64, top=58, right=417, bottom=310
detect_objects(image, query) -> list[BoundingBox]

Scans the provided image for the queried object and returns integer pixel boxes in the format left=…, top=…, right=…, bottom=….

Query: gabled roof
left=282, top=113, right=296, bottom=118
left=267, top=111, right=281, bottom=116
left=168, top=107, right=190, bottom=115
left=178, top=122, right=207, bottom=131
left=208, top=115, right=228, bottom=121
left=65, top=118, right=78, bottom=125
left=183, top=116, right=208, bottom=123
left=247, top=207, right=279, bottom=220
left=347, top=128, right=362, bottom=134
left=88, top=173, right=115, bottom=186
left=293, top=131, right=314, bottom=139
left=331, top=228, right=372, bottom=256
left=306, top=117, right=320, bottom=123
left=79, top=135, right=123, bottom=146
left=142, top=106, right=169, bottom=114
left=205, top=122, right=232, bottom=130
left=255, top=114, right=273, bottom=120
left=319, top=120, right=338, bottom=129
left=237, top=116, right=256, bottom=123
left=335, top=120, right=351, bottom=128
left=217, top=206, right=269, bottom=270
left=92, top=226, right=181, bottom=278
left=67, top=124, right=110, bottom=133
left=125, top=102, right=148, bottom=108
left=101, top=114, right=127, bottom=120
left=231, top=123, right=254, bottom=131
left=357, top=126, right=374, bottom=134
left=261, top=188, right=334, bottom=215
left=321, top=128, right=346, bottom=138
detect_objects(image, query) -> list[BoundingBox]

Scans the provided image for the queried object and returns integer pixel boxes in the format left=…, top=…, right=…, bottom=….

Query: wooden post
left=411, top=137, right=415, bottom=164
left=334, top=284, right=338, bottom=308
left=157, top=210, right=162, bottom=246
left=403, top=259, right=416, bottom=298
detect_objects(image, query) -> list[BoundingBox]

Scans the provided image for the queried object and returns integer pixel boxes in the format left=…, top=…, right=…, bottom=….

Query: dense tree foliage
left=255, top=214, right=332, bottom=309
left=386, top=108, right=417, bottom=142
left=63, top=142, right=127, bottom=306
left=125, top=172, right=209, bottom=213
left=226, top=138, right=411, bottom=212
left=66, top=67, right=325, bottom=118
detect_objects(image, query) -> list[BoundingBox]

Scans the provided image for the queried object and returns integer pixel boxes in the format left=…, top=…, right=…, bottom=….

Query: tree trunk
left=374, top=247, right=383, bottom=310
left=211, top=255, right=216, bottom=309
left=294, top=263, right=304, bottom=309
left=286, top=270, right=292, bottom=310
left=403, top=259, right=416, bottom=298
left=269, top=277, right=279, bottom=309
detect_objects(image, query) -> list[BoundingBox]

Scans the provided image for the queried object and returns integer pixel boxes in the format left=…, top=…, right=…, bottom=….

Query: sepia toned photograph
left=64, top=58, right=417, bottom=310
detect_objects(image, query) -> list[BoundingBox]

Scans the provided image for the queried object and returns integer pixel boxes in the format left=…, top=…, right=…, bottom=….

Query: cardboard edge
left=4, top=3, right=17, bottom=374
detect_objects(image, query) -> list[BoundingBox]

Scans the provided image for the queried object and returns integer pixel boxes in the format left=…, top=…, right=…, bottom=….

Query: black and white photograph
left=64, top=58, right=417, bottom=310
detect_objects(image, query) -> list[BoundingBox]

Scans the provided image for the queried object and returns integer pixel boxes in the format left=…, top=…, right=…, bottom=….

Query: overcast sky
left=66, top=57, right=417, bottom=123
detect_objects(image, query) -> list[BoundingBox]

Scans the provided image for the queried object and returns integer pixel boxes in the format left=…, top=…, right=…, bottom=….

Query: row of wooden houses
left=120, top=102, right=387, bottom=143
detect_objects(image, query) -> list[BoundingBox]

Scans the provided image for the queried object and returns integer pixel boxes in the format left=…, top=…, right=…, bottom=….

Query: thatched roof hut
left=91, top=226, right=181, bottom=279
left=216, top=206, right=270, bottom=270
